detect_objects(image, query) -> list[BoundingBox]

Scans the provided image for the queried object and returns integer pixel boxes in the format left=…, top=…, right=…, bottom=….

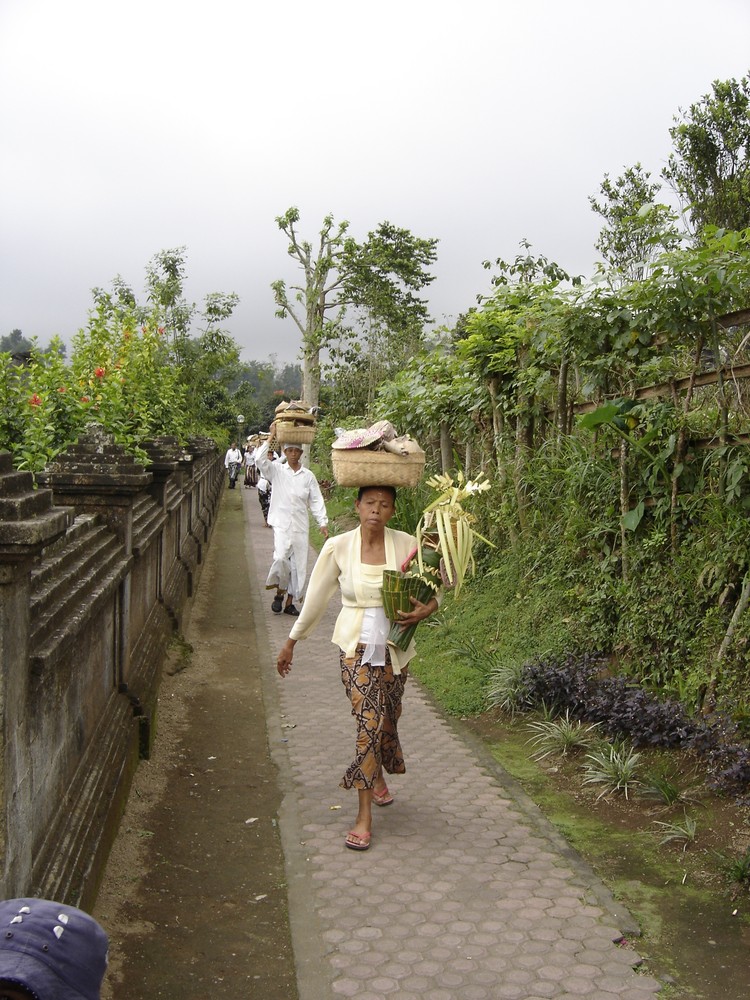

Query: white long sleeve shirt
left=255, top=443, right=328, bottom=533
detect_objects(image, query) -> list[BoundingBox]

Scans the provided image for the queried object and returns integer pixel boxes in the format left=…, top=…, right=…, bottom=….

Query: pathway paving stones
left=242, top=488, right=663, bottom=1000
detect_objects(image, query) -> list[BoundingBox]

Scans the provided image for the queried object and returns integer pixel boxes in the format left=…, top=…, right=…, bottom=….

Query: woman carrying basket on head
left=275, top=485, right=440, bottom=852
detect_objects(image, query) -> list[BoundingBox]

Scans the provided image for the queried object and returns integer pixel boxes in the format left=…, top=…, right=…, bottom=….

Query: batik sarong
left=258, top=485, right=271, bottom=522
left=339, top=644, right=407, bottom=789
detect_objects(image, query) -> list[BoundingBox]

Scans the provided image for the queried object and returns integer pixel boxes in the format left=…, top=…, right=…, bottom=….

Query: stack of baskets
left=274, top=401, right=316, bottom=446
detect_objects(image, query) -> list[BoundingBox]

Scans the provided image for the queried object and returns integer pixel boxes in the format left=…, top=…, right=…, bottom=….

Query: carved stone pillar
left=0, top=452, right=70, bottom=894
left=36, top=424, right=151, bottom=689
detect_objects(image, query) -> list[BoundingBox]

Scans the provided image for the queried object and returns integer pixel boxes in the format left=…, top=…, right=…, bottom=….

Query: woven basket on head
left=275, top=421, right=316, bottom=445
left=331, top=446, right=425, bottom=487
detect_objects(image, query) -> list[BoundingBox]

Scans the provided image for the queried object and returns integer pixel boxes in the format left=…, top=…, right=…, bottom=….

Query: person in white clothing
left=243, top=442, right=257, bottom=487
left=224, top=442, right=243, bottom=489
left=255, top=434, right=329, bottom=615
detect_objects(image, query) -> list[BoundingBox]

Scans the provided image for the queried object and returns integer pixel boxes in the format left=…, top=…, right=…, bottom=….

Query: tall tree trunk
left=302, top=346, right=321, bottom=407
left=555, top=356, right=569, bottom=451
left=514, top=408, right=531, bottom=534
left=486, top=376, right=517, bottom=544
left=619, top=440, right=630, bottom=583
left=301, top=296, right=326, bottom=406
left=513, top=340, right=533, bottom=531
left=702, top=571, right=750, bottom=714
left=669, top=335, right=703, bottom=554
left=487, top=376, right=503, bottom=468
left=710, top=311, right=730, bottom=497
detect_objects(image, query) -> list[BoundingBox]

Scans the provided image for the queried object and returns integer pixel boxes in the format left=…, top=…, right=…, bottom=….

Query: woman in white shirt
left=276, top=486, right=439, bottom=852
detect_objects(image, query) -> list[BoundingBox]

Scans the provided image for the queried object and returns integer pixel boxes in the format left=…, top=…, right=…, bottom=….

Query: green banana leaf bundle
left=383, top=548, right=442, bottom=651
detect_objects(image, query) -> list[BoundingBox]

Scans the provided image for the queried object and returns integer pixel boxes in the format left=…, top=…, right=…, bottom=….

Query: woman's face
left=355, top=488, right=396, bottom=531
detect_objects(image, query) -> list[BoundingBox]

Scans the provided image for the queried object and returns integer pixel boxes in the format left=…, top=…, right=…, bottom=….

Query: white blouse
left=359, top=563, right=390, bottom=666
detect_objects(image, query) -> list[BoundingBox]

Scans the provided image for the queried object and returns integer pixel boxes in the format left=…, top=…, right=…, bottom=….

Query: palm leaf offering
left=416, top=472, right=493, bottom=594
left=384, top=472, right=492, bottom=651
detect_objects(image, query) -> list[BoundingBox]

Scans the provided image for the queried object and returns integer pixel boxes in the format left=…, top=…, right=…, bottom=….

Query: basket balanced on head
left=274, top=400, right=317, bottom=446
left=331, top=421, right=425, bottom=487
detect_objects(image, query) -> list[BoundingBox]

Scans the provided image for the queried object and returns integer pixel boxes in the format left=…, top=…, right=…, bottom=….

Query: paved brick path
left=242, top=487, right=662, bottom=1000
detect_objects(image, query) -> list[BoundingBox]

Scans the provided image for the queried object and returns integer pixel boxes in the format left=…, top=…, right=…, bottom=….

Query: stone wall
left=0, top=425, right=224, bottom=907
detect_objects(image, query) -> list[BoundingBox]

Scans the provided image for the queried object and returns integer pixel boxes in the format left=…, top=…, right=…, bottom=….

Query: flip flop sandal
left=372, top=786, right=394, bottom=806
left=345, top=831, right=371, bottom=851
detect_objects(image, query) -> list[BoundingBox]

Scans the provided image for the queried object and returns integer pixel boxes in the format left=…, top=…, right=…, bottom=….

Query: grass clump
left=717, top=847, right=750, bottom=892
left=582, top=741, right=643, bottom=800
left=526, top=711, right=600, bottom=760
left=641, top=766, right=702, bottom=807
left=653, top=814, right=698, bottom=848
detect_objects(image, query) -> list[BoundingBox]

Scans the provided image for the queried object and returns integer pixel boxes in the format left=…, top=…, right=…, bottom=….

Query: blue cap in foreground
left=0, top=899, right=108, bottom=1000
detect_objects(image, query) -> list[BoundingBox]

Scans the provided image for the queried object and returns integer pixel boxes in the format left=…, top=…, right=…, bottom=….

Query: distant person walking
left=243, top=443, right=257, bottom=488
left=224, top=442, right=242, bottom=489
left=255, top=432, right=328, bottom=616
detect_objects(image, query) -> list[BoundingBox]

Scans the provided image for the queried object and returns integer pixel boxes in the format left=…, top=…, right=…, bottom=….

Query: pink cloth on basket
left=332, top=421, right=415, bottom=456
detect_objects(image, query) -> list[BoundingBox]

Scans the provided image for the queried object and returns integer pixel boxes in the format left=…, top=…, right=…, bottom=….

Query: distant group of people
left=225, top=431, right=330, bottom=616
left=224, top=438, right=275, bottom=527
left=224, top=440, right=264, bottom=490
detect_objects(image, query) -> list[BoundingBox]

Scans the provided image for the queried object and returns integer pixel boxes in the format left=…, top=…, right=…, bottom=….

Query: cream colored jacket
left=288, top=526, right=436, bottom=674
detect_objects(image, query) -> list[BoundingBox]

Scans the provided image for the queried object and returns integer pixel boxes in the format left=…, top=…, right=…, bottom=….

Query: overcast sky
left=1, top=0, right=749, bottom=365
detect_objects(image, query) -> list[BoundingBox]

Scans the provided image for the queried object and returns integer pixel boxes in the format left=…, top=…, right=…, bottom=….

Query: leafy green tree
left=323, top=222, right=438, bottom=421
left=0, top=329, right=33, bottom=354
left=229, top=359, right=302, bottom=431
left=471, top=242, right=582, bottom=481
left=589, top=163, right=681, bottom=281
left=145, top=247, right=195, bottom=364
left=272, top=209, right=349, bottom=406
left=375, top=346, right=488, bottom=475
left=340, top=221, right=437, bottom=333
left=0, top=250, right=246, bottom=469
left=322, top=314, right=431, bottom=425
left=272, top=208, right=438, bottom=407
left=662, top=73, right=750, bottom=234
left=276, top=362, right=303, bottom=396
left=200, top=292, right=240, bottom=347
left=228, top=359, right=274, bottom=395
left=169, top=292, right=242, bottom=439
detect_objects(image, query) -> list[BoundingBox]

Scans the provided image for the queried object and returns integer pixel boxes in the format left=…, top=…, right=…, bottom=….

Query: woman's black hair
left=357, top=485, right=397, bottom=503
